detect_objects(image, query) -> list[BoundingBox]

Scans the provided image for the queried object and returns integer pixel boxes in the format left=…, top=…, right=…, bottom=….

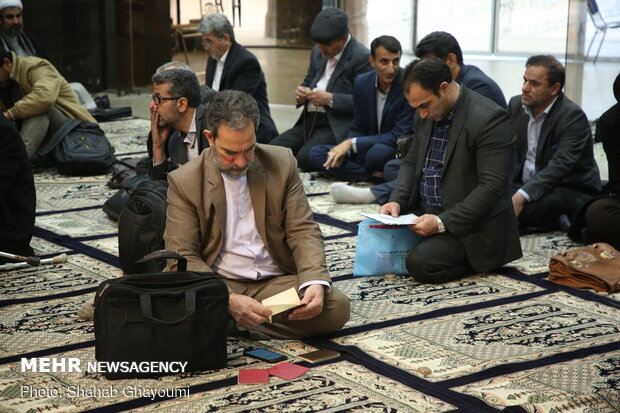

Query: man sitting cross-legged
left=307, top=35, right=414, bottom=182
left=164, top=90, right=350, bottom=339
left=508, top=55, right=601, bottom=231
left=380, top=59, right=521, bottom=284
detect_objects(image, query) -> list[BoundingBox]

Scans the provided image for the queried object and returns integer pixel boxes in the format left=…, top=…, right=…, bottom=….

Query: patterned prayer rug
left=1, top=118, right=617, bottom=412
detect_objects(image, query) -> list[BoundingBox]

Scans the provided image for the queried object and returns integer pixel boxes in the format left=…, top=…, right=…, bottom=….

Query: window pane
left=367, top=0, right=413, bottom=53
left=585, top=0, right=620, bottom=59
left=416, top=0, right=493, bottom=53
left=497, top=0, right=569, bottom=55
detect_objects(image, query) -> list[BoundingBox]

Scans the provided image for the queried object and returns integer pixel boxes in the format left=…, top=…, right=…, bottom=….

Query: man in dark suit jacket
left=199, top=13, right=277, bottom=144
left=508, top=55, right=601, bottom=230
left=331, top=31, right=507, bottom=204
left=0, top=1, right=47, bottom=59
left=381, top=59, right=521, bottom=284
left=307, top=35, right=413, bottom=181
left=0, top=112, right=34, bottom=263
left=149, top=68, right=209, bottom=180
left=270, top=7, right=372, bottom=171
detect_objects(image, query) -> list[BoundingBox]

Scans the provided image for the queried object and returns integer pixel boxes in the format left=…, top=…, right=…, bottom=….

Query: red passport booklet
left=268, top=362, right=309, bottom=380
left=238, top=369, right=270, bottom=384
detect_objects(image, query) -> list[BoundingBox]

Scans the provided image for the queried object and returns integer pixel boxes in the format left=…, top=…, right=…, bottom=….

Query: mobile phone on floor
left=244, top=348, right=288, bottom=363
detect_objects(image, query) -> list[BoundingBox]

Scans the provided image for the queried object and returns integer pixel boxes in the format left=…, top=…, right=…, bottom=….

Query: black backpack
left=36, top=119, right=116, bottom=175
left=118, top=180, right=169, bottom=274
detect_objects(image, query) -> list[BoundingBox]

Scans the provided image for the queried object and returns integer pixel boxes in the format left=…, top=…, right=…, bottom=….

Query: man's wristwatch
left=436, top=216, right=446, bottom=233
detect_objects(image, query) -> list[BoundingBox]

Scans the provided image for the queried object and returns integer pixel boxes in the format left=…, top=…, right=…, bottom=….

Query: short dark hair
left=370, top=35, right=402, bottom=58
left=207, top=90, right=260, bottom=138
left=526, top=55, right=565, bottom=89
left=414, top=31, right=463, bottom=66
left=613, top=72, right=620, bottom=103
left=151, top=68, right=201, bottom=108
left=0, top=48, right=12, bottom=62
left=402, top=58, right=452, bottom=97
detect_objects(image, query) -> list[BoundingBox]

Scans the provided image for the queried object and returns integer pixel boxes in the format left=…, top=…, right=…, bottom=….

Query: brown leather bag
left=549, top=243, right=620, bottom=292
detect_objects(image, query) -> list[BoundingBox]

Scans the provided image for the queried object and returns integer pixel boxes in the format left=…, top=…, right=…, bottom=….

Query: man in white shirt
left=508, top=55, right=601, bottom=230
left=199, top=13, right=277, bottom=144
left=148, top=68, right=210, bottom=180
left=270, top=7, right=372, bottom=171
left=164, top=90, right=350, bottom=339
left=307, top=35, right=414, bottom=181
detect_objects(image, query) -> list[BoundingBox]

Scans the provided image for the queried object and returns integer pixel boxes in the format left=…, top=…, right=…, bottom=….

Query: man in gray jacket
left=270, top=7, right=371, bottom=171
left=508, top=55, right=601, bottom=230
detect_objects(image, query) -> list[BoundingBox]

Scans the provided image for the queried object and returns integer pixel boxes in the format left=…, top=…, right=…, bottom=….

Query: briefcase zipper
left=98, top=283, right=110, bottom=297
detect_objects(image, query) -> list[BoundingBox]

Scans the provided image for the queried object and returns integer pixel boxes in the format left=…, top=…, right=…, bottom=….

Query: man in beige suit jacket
left=164, top=90, right=350, bottom=339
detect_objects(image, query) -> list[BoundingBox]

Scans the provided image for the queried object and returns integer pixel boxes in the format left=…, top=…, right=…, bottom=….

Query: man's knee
left=321, top=286, right=350, bottom=331
left=307, top=145, right=331, bottom=171
left=365, top=144, right=396, bottom=173
left=20, top=113, right=51, bottom=158
left=405, top=246, right=467, bottom=284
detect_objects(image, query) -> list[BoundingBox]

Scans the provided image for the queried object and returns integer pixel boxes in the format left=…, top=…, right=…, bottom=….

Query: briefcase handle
left=139, top=291, right=196, bottom=324
left=136, top=250, right=187, bottom=272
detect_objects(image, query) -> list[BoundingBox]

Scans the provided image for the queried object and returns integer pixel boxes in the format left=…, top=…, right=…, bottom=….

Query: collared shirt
left=212, top=48, right=230, bottom=92
left=518, top=96, right=558, bottom=201
left=351, top=75, right=389, bottom=153
left=375, top=76, right=390, bottom=131
left=212, top=172, right=330, bottom=292
left=420, top=87, right=462, bottom=209
left=183, top=111, right=200, bottom=161
left=152, top=109, right=198, bottom=166
left=307, top=34, right=351, bottom=113
left=212, top=173, right=283, bottom=280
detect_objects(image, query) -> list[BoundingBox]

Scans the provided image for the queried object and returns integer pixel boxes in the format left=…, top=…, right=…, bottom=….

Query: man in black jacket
left=199, top=13, right=277, bottom=144
left=270, top=7, right=372, bottom=171
left=0, top=0, right=47, bottom=59
left=149, top=68, right=209, bottom=180
left=0, top=111, right=35, bottom=263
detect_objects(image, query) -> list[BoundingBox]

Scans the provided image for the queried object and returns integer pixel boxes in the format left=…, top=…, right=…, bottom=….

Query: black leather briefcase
left=94, top=250, right=230, bottom=379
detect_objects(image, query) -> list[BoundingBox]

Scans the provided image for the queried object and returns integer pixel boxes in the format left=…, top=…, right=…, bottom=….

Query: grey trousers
left=20, top=107, right=68, bottom=159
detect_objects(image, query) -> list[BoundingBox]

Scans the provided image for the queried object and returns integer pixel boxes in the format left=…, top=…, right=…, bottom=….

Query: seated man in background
left=569, top=71, right=620, bottom=246
left=270, top=7, right=372, bottom=171
left=0, top=0, right=46, bottom=59
left=199, top=13, right=277, bottom=144
left=509, top=55, right=601, bottom=230
left=331, top=31, right=506, bottom=204
left=164, top=90, right=350, bottom=339
left=381, top=59, right=521, bottom=284
left=148, top=64, right=212, bottom=180
left=157, top=61, right=217, bottom=106
left=0, top=49, right=95, bottom=159
left=0, top=112, right=34, bottom=264
left=307, top=35, right=413, bottom=181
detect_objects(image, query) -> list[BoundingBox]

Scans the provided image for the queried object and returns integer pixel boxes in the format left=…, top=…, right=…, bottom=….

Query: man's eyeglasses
left=201, top=36, right=221, bottom=47
left=151, top=95, right=181, bottom=105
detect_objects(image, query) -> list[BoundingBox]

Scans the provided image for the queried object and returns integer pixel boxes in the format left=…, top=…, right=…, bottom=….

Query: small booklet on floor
left=261, top=287, right=305, bottom=323
left=360, top=212, right=418, bottom=226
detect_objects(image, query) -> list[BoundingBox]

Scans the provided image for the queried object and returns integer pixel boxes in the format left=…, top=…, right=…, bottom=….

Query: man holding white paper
left=164, top=90, right=350, bottom=339
left=380, top=59, right=521, bottom=284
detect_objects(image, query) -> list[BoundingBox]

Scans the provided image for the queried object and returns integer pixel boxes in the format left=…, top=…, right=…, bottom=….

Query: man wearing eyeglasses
left=198, top=13, right=277, bottom=144
left=149, top=68, right=209, bottom=180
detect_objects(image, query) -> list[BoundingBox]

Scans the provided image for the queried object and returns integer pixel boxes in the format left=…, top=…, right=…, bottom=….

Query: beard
left=157, top=110, right=181, bottom=129
left=2, top=23, right=22, bottom=35
left=213, top=154, right=253, bottom=177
